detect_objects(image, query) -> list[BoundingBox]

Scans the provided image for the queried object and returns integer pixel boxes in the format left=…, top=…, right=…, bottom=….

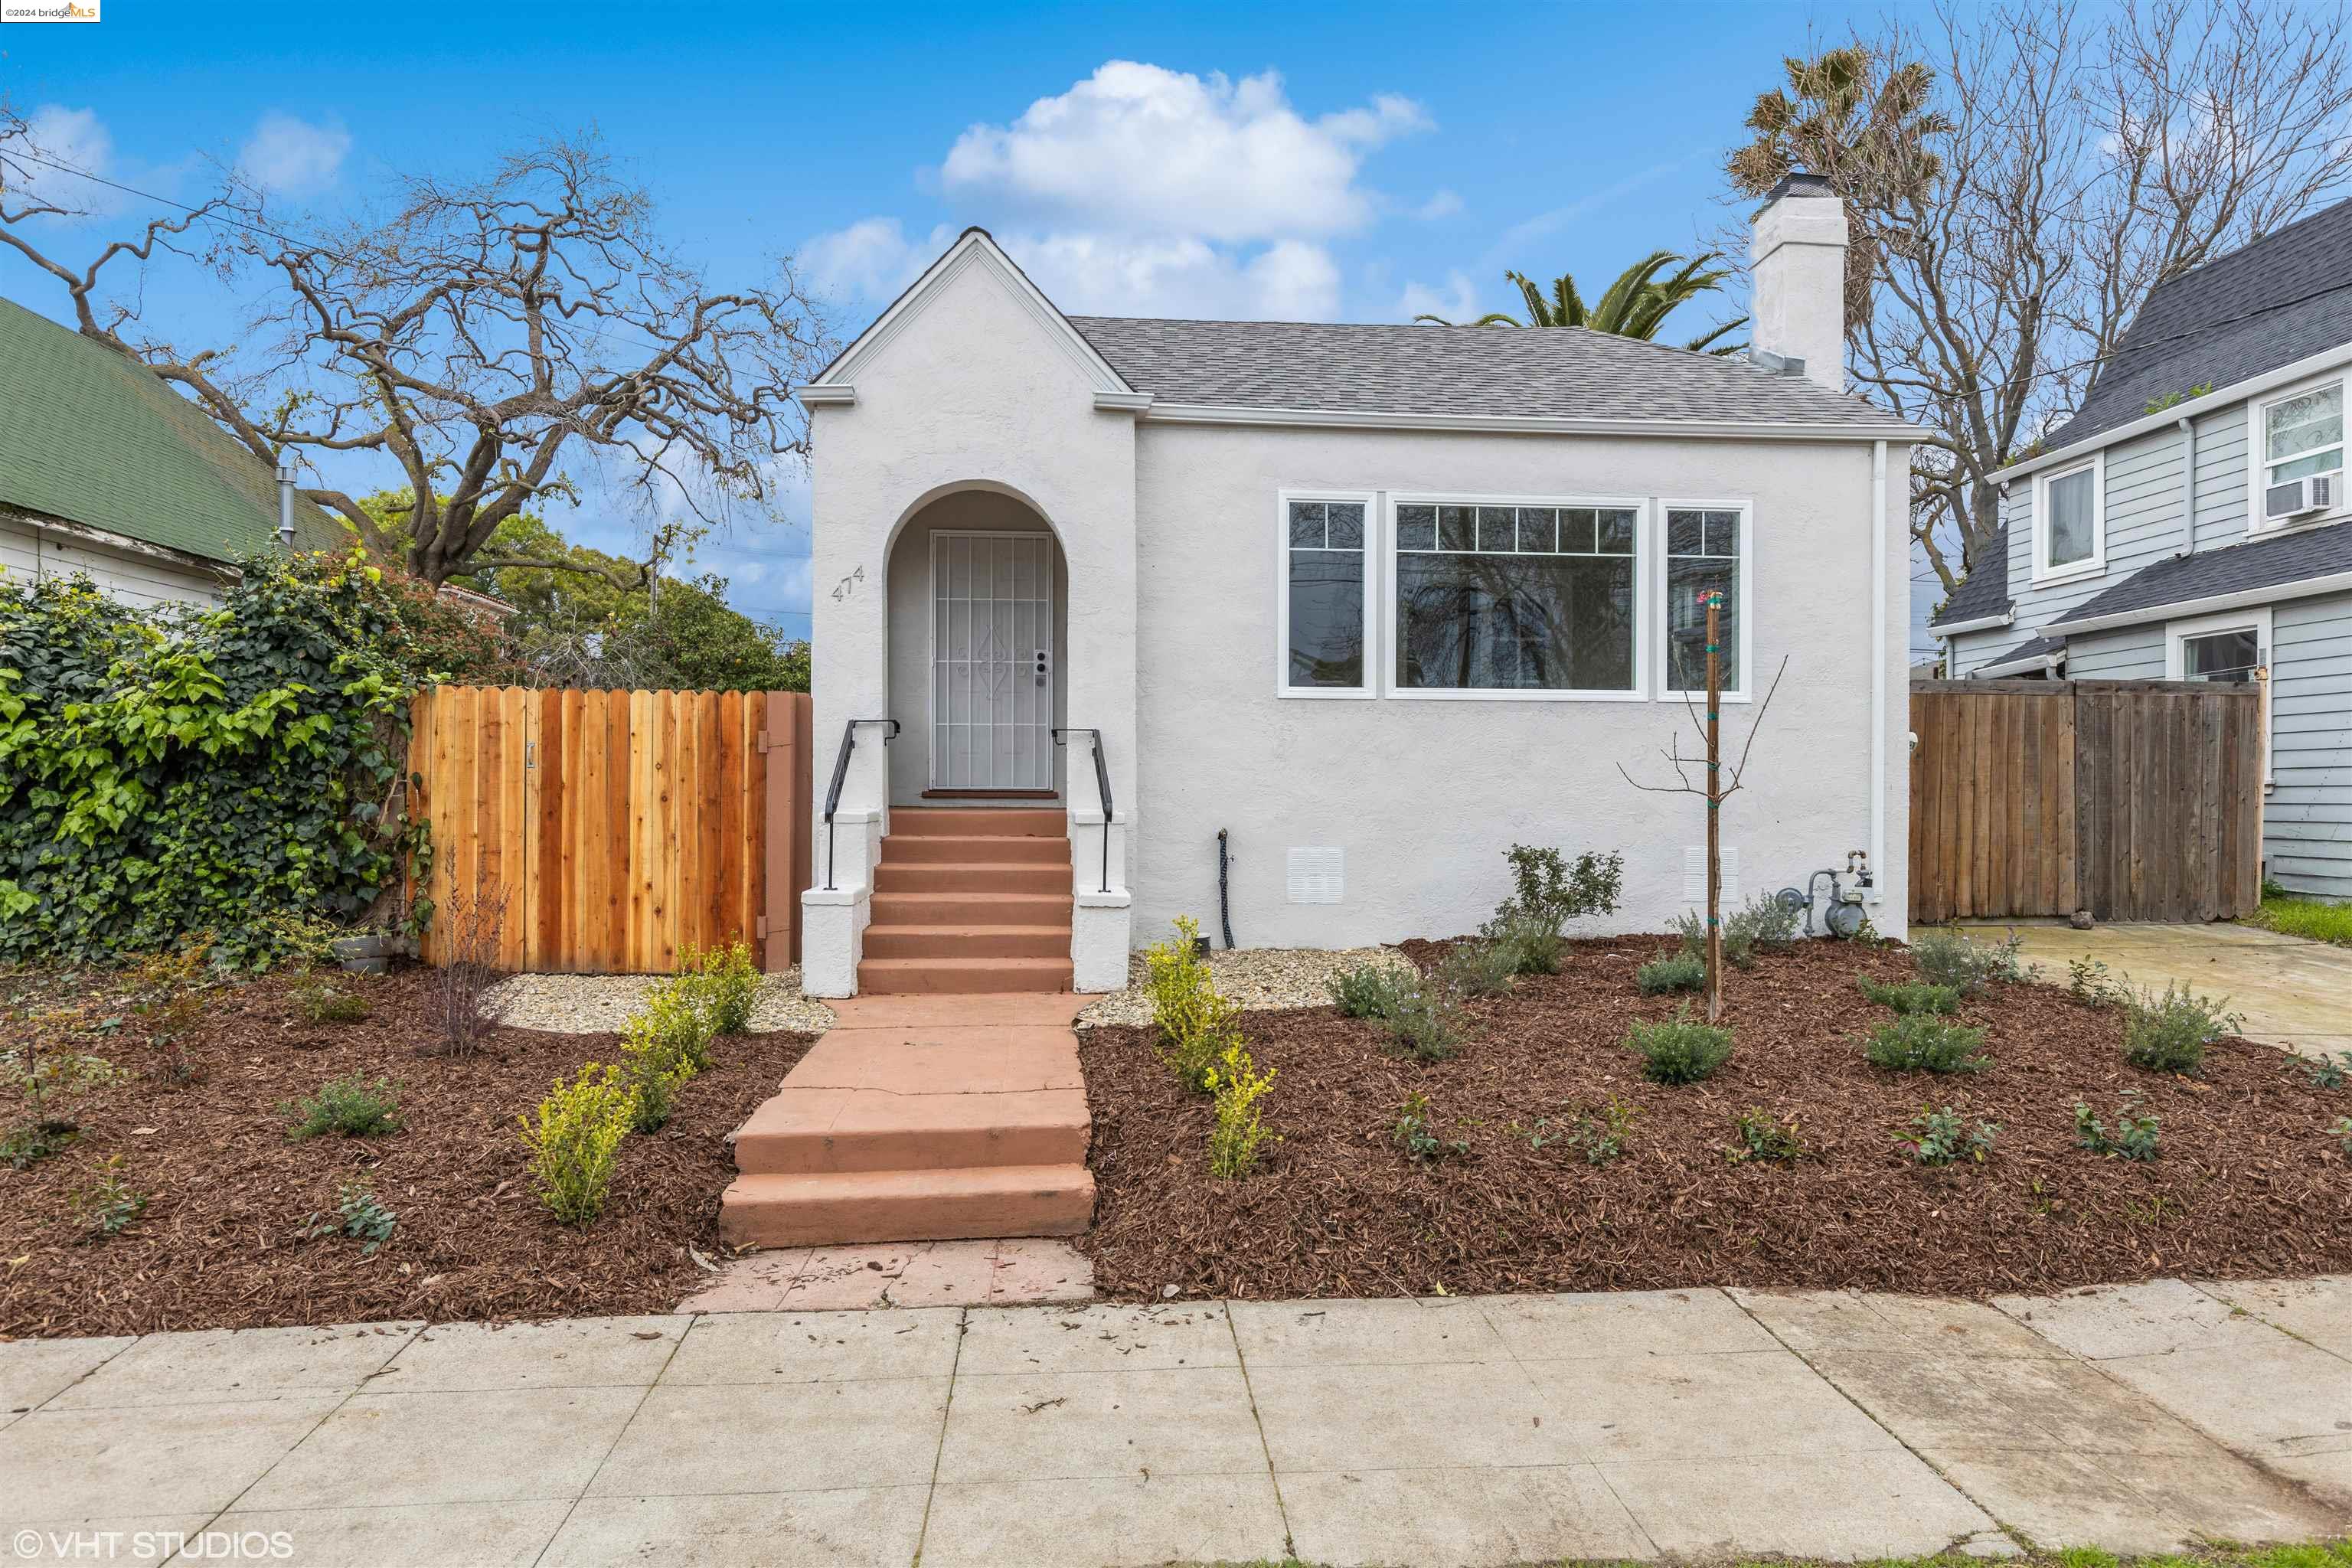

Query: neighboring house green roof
left=0, top=295, right=345, bottom=564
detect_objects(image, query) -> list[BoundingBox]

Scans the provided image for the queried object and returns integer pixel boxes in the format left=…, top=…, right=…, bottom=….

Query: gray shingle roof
left=1929, top=524, right=2013, bottom=628
left=1066, top=316, right=1908, bottom=428
left=1978, top=632, right=2065, bottom=672
left=2050, top=518, right=2352, bottom=628
left=2048, top=199, right=2352, bottom=450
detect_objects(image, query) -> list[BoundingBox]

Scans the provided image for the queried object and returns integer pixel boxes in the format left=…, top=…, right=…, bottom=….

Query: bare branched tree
left=0, top=117, right=831, bottom=586
left=1725, top=0, right=2352, bottom=596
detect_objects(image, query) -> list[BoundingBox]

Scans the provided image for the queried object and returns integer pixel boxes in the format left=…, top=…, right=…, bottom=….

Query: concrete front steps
left=719, top=994, right=1096, bottom=1249
left=861, top=807, right=1074, bottom=995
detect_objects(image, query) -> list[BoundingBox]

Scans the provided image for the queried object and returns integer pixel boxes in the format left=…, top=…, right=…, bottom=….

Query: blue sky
left=3, top=0, right=1945, bottom=652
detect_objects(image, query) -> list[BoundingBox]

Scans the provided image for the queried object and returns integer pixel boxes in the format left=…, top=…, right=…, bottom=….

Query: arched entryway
left=884, top=488, right=1070, bottom=805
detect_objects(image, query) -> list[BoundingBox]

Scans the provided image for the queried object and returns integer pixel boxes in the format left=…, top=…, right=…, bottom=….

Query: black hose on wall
left=1217, top=829, right=1235, bottom=949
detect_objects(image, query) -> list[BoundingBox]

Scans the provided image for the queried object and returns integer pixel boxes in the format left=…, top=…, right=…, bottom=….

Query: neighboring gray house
left=1933, top=200, right=2352, bottom=901
left=792, top=175, right=1918, bottom=996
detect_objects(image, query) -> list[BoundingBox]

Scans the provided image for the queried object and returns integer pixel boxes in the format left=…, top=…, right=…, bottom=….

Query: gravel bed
left=485, top=969, right=836, bottom=1034
left=1077, top=945, right=1414, bottom=1028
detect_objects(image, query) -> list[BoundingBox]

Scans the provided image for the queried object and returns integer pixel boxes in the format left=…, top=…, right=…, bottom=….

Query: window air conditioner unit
left=2264, top=472, right=2334, bottom=521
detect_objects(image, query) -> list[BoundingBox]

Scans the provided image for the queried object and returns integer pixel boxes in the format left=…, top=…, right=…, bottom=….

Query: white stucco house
left=794, top=174, right=1917, bottom=996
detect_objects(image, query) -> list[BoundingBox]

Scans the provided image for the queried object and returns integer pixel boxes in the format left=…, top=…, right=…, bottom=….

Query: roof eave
left=1930, top=609, right=2016, bottom=637
left=2045, top=567, right=2352, bottom=635
left=1138, top=402, right=1924, bottom=441
left=1992, top=339, right=2352, bottom=485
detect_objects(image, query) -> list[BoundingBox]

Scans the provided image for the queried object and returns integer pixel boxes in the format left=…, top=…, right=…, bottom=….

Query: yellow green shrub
left=518, top=1063, right=632, bottom=1223
left=1206, top=1040, right=1276, bottom=1179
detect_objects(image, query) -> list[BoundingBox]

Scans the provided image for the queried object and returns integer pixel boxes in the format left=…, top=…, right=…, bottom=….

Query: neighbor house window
left=1280, top=495, right=1373, bottom=695
left=2036, top=459, right=2102, bottom=580
left=2167, top=606, right=2273, bottom=783
left=1663, top=505, right=1746, bottom=694
left=2256, top=379, right=2344, bottom=527
left=1392, top=499, right=1637, bottom=694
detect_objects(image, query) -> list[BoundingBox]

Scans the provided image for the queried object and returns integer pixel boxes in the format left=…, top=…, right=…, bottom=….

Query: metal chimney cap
left=1765, top=171, right=1835, bottom=202
left=275, top=460, right=297, bottom=482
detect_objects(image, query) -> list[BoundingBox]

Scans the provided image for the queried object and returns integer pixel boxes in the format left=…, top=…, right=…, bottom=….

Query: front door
left=929, top=531, right=1054, bottom=791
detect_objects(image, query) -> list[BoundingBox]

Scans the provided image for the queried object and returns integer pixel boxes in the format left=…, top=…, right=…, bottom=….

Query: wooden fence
left=1909, top=680, right=2263, bottom=925
left=409, top=687, right=812, bottom=973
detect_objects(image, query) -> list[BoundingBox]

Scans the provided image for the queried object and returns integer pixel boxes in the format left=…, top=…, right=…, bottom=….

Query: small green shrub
left=2066, top=957, right=2127, bottom=1010
left=71, top=1154, right=148, bottom=1240
left=1636, top=952, right=1705, bottom=995
left=1862, top=1014, right=1990, bottom=1074
left=640, top=979, right=716, bottom=1073
left=2075, top=1093, right=2160, bottom=1161
left=1485, top=844, right=1623, bottom=937
left=619, top=987, right=709, bottom=1133
left=1377, top=985, right=1465, bottom=1062
left=1563, top=1098, right=1638, bottom=1164
left=519, top=1063, right=633, bottom=1223
left=2332, top=1115, right=2352, bottom=1155
left=0, top=1122, right=77, bottom=1169
left=1327, top=961, right=1413, bottom=1019
left=1628, top=1007, right=1733, bottom=1084
left=1671, top=893, right=1798, bottom=971
left=679, top=939, right=759, bottom=1035
left=290, top=980, right=371, bottom=1024
left=302, top=1177, right=398, bottom=1255
left=2121, top=982, right=2242, bottom=1074
left=1856, top=975, right=1960, bottom=1015
left=1910, top=928, right=2029, bottom=995
left=1434, top=939, right=1518, bottom=1000
left=1206, top=1041, right=1275, bottom=1180
left=1726, top=1107, right=1809, bottom=1164
left=1484, top=913, right=1565, bottom=976
left=1896, top=1106, right=1999, bottom=1166
left=283, top=1074, right=403, bottom=1140
left=2301, top=1050, right=2352, bottom=1090
left=1145, top=916, right=1239, bottom=1090
left=1393, top=1090, right=1469, bottom=1162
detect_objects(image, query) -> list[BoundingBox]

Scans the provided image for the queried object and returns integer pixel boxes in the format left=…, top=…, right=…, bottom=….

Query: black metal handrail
left=822, top=717, right=900, bottom=890
left=1051, top=727, right=1112, bottom=893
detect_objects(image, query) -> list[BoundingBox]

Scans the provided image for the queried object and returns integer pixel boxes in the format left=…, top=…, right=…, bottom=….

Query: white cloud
left=237, top=113, right=350, bottom=196
left=941, top=61, right=1425, bottom=243
left=799, top=217, right=956, bottom=306
left=998, top=230, right=1341, bottom=321
left=1414, top=188, right=1463, bottom=220
left=1396, top=271, right=1482, bottom=324
left=9, top=104, right=119, bottom=213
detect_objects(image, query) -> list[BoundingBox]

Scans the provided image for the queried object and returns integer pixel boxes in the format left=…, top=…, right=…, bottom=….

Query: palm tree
left=1417, top=250, right=1746, bottom=354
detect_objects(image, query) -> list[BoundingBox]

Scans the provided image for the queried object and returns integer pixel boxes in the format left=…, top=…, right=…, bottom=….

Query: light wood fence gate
left=409, top=688, right=812, bottom=973
left=1909, top=679, right=2263, bottom=925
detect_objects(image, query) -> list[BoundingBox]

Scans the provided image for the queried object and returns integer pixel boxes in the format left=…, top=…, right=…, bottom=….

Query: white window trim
left=2246, top=371, right=2349, bottom=536
left=1656, top=497, right=1755, bottom=705
left=1381, top=491, right=1651, bottom=703
left=2164, top=603, right=2274, bottom=786
left=1275, top=488, right=1380, bottom=700
left=2031, top=454, right=2105, bottom=585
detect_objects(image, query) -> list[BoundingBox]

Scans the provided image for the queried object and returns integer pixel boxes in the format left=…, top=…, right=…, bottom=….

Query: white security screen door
left=930, top=531, right=1055, bottom=790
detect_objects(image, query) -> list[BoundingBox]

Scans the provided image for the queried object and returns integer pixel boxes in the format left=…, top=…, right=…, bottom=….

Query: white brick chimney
left=1749, top=172, right=1848, bottom=393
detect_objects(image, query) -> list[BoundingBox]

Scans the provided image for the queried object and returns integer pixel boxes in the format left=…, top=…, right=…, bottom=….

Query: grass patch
left=2248, top=887, right=2352, bottom=946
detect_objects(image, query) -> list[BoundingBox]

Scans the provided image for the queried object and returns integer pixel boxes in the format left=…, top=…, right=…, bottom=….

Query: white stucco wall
left=1125, top=426, right=1911, bottom=947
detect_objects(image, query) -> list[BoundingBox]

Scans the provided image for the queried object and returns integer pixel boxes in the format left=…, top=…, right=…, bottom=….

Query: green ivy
left=0, top=552, right=469, bottom=967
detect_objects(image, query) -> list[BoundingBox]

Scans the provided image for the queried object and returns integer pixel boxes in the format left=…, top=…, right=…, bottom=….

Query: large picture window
left=1664, top=505, right=1744, bottom=694
left=1281, top=495, right=1371, bottom=694
left=1393, top=500, right=1637, bottom=693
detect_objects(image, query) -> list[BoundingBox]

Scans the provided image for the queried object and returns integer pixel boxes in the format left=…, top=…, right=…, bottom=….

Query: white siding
left=1, top=518, right=228, bottom=609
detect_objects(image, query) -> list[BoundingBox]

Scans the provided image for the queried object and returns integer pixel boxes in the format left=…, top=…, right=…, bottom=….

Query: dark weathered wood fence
left=1909, top=680, right=2264, bottom=924
left=409, top=688, right=812, bottom=973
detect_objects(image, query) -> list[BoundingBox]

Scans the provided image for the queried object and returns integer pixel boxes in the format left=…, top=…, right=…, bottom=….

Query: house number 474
left=829, top=564, right=866, bottom=602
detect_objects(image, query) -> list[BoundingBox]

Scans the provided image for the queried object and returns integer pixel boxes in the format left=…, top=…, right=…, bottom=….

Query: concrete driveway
left=1983, top=921, right=2352, bottom=1060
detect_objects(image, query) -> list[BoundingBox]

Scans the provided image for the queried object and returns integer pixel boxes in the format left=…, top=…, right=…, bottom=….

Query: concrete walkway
left=4, top=1277, right=2347, bottom=1566
left=1990, top=920, right=2352, bottom=1059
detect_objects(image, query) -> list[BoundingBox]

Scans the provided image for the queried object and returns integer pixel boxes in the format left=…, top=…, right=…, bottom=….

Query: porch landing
left=718, top=992, right=1097, bottom=1249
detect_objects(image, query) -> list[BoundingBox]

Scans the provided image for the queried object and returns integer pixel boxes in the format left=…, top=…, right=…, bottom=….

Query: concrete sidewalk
left=1991, top=920, right=2352, bottom=1060
left=3, top=1278, right=2346, bottom=1567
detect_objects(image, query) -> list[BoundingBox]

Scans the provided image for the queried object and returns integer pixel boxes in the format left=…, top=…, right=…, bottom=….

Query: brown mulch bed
left=1077, top=935, right=2352, bottom=1302
left=1, top=968, right=812, bottom=1339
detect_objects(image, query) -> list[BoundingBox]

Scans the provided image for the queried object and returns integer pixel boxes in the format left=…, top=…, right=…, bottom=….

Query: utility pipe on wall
left=1868, top=439, right=1888, bottom=906
left=2177, top=416, right=2197, bottom=554
left=275, top=461, right=297, bottom=551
